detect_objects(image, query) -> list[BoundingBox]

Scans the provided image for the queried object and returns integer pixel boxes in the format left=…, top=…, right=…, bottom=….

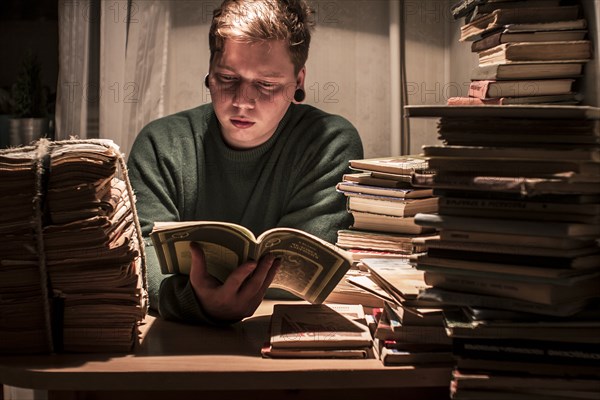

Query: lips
left=230, top=118, right=255, bottom=129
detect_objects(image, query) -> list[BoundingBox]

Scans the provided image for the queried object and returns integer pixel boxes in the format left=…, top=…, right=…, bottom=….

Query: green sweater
left=127, top=103, right=363, bottom=324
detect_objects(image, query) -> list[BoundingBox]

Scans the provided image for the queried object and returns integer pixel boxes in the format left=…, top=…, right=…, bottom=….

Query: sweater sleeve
left=127, top=118, right=217, bottom=324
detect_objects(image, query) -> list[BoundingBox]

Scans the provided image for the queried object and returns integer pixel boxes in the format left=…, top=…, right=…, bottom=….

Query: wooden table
left=0, top=301, right=452, bottom=399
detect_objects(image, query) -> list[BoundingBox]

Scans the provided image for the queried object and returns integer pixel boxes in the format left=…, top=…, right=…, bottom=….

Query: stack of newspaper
left=0, top=139, right=147, bottom=353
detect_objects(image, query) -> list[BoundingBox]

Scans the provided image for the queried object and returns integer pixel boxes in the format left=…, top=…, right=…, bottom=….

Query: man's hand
left=188, top=241, right=281, bottom=322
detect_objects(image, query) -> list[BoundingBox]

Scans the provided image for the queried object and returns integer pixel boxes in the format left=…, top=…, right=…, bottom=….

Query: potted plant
left=9, top=52, right=49, bottom=146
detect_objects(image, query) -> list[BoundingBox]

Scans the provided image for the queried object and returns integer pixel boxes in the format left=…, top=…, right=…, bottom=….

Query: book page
left=151, top=223, right=255, bottom=281
left=257, top=228, right=351, bottom=304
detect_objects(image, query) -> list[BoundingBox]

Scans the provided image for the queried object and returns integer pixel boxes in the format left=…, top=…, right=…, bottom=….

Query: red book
left=468, top=79, right=573, bottom=99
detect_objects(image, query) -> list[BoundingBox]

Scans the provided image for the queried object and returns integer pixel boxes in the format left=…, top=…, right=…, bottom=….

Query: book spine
left=414, top=213, right=578, bottom=238
left=471, top=32, right=501, bottom=53
left=417, top=287, right=584, bottom=317
left=438, top=197, right=594, bottom=215
left=447, top=97, right=502, bottom=105
left=423, top=271, right=558, bottom=305
left=376, top=326, right=453, bottom=345
left=470, top=64, right=500, bottom=81
left=468, top=80, right=491, bottom=98
left=453, top=338, right=600, bottom=365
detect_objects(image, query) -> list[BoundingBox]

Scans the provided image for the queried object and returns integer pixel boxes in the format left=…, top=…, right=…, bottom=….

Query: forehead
left=213, top=38, right=295, bottom=77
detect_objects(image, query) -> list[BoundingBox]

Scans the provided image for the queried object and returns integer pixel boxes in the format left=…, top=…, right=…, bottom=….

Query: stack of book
left=335, top=155, right=439, bottom=262
left=359, top=258, right=454, bottom=367
left=449, top=0, right=592, bottom=105
left=0, top=139, right=147, bottom=354
left=405, top=104, right=600, bottom=399
left=261, top=303, right=374, bottom=359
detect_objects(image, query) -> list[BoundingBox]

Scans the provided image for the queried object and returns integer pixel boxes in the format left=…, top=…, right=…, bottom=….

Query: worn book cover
left=404, top=104, right=600, bottom=120
left=459, top=5, right=580, bottom=41
left=413, top=171, right=600, bottom=195
left=478, top=41, right=592, bottom=66
left=151, top=221, right=352, bottom=304
left=447, top=94, right=579, bottom=106
left=417, top=287, right=588, bottom=317
left=349, top=155, right=429, bottom=175
left=439, top=229, right=596, bottom=250
left=268, top=303, right=373, bottom=349
left=452, top=338, right=600, bottom=366
left=416, top=255, right=600, bottom=280
left=470, top=62, right=585, bottom=81
left=471, top=29, right=587, bottom=53
left=336, top=182, right=433, bottom=199
left=443, top=308, right=600, bottom=343
left=424, top=270, right=600, bottom=305
left=468, top=79, right=574, bottom=99
left=414, top=213, right=600, bottom=238
left=346, top=194, right=439, bottom=218
left=342, top=172, right=413, bottom=187
left=351, top=213, right=436, bottom=235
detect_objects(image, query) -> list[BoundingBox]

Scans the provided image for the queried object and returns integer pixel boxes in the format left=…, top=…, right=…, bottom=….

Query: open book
left=150, top=221, right=352, bottom=304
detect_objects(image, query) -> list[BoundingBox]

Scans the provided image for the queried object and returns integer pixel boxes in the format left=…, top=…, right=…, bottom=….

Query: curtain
left=56, top=0, right=170, bottom=157
left=56, top=0, right=99, bottom=140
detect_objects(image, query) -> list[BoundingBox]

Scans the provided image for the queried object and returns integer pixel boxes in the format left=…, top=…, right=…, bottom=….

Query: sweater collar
left=206, top=104, right=294, bottom=162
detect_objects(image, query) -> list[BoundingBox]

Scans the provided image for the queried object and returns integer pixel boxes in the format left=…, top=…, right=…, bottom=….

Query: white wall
left=165, top=0, right=391, bottom=158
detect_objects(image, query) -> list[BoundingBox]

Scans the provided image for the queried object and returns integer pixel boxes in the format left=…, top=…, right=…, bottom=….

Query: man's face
left=209, top=39, right=304, bottom=149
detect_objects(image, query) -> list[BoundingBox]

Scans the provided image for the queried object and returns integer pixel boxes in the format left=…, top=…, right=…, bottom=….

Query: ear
left=296, top=66, right=306, bottom=91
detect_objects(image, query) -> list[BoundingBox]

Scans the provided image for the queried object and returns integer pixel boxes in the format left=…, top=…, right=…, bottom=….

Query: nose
left=232, top=81, right=258, bottom=110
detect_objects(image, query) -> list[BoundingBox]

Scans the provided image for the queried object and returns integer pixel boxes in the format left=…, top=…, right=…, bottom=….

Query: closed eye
left=217, top=74, right=238, bottom=83
left=257, top=81, right=277, bottom=89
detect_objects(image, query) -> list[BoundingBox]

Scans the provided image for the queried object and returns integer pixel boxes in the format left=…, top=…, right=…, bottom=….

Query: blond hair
left=209, top=0, right=315, bottom=73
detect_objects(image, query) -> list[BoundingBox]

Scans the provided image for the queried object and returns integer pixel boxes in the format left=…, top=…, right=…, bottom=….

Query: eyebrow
left=215, top=64, right=286, bottom=79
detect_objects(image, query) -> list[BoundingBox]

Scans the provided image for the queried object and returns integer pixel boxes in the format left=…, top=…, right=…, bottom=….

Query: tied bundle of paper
left=0, top=139, right=147, bottom=354
left=0, top=144, right=53, bottom=353
left=43, top=140, right=147, bottom=352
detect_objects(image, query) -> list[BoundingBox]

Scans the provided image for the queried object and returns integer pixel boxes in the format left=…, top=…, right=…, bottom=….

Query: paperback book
left=151, top=221, right=352, bottom=304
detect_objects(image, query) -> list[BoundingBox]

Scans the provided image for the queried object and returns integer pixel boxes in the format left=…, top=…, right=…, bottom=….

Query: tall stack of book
left=335, top=155, right=439, bottom=262
left=0, top=139, right=147, bottom=354
left=406, top=104, right=600, bottom=399
left=449, top=0, right=592, bottom=105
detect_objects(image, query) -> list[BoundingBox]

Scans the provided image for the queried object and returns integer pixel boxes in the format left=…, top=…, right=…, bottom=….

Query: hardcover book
left=467, top=79, right=574, bottom=99
left=414, top=213, right=600, bottom=238
left=478, top=41, right=592, bottom=66
left=423, top=270, right=600, bottom=305
left=470, top=62, right=585, bottom=81
left=459, top=5, right=580, bottom=41
left=471, top=29, right=587, bottom=53
left=150, top=221, right=352, bottom=304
